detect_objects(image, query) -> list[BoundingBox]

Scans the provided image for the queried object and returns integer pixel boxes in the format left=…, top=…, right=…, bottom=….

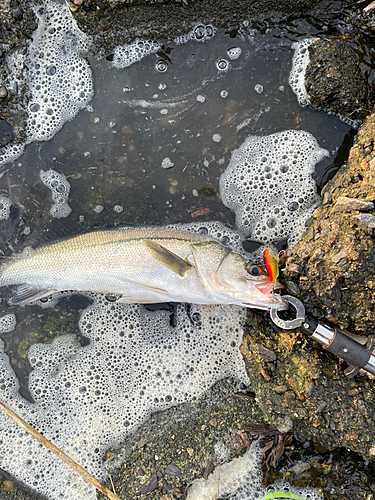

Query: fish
left=0, top=227, right=288, bottom=311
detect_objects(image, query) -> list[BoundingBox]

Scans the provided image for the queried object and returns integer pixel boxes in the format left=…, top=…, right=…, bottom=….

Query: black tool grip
left=324, top=329, right=372, bottom=368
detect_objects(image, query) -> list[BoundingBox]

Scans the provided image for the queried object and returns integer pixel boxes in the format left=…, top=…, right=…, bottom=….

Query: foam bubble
left=227, top=47, right=242, bottom=60
left=219, top=130, right=328, bottom=247
left=174, top=24, right=217, bottom=45
left=212, top=133, right=222, bottom=143
left=254, top=84, right=263, bottom=94
left=0, top=0, right=94, bottom=166
left=40, top=169, right=71, bottom=219
left=0, top=295, right=247, bottom=499
left=162, top=157, right=174, bottom=169
left=216, top=58, right=230, bottom=72
left=196, top=94, right=206, bottom=103
left=0, top=195, right=12, bottom=220
left=289, top=38, right=315, bottom=106
left=93, top=204, right=104, bottom=213
left=111, top=40, right=161, bottom=69
left=186, top=439, right=323, bottom=500
left=0, top=314, right=16, bottom=333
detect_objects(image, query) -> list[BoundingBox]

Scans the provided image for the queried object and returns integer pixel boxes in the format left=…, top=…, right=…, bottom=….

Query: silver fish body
left=0, top=228, right=287, bottom=310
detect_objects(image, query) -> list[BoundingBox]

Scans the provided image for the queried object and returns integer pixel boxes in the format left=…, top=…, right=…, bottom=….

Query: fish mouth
left=252, top=281, right=289, bottom=310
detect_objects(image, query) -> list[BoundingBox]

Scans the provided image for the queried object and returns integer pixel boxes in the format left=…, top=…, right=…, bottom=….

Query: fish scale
left=0, top=227, right=288, bottom=310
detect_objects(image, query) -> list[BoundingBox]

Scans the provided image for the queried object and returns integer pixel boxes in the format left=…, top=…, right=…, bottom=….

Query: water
left=0, top=15, right=357, bottom=500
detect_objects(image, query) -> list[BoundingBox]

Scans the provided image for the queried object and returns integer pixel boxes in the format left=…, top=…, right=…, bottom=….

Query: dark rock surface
left=284, top=112, right=375, bottom=335
left=305, top=35, right=375, bottom=125
left=72, top=0, right=351, bottom=52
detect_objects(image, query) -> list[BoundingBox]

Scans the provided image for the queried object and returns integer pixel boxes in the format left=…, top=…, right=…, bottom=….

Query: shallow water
left=0, top=24, right=352, bottom=393
left=0, top=14, right=357, bottom=500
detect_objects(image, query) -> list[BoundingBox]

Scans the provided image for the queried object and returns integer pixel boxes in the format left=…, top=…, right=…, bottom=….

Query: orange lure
left=263, top=248, right=279, bottom=283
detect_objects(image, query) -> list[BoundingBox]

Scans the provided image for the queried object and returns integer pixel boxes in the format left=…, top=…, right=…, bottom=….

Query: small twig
left=0, top=401, right=121, bottom=500
left=364, top=0, right=375, bottom=13
left=109, top=474, right=117, bottom=495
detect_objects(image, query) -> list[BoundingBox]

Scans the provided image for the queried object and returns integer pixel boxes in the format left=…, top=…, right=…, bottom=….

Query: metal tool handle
left=300, top=316, right=375, bottom=377
left=270, top=295, right=375, bottom=377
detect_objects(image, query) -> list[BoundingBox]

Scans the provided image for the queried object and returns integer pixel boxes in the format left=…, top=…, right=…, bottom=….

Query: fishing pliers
left=269, top=295, right=375, bottom=377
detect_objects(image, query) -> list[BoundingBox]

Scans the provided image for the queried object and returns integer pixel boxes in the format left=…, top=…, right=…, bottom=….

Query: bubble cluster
left=187, top=440, right=323, bottom=500
left=26, top=1, right=92, bottom=141
left=0, top=195, right=12, bottom=220
left=219, top=130, right=328, bottom=247
left=227, top=47, right=242, bottom=60
left=40, top=169, right=71, bottom=219
left=111, top=40, right=161, bottom=69
left=162, top=157, right=174, bottom=169
left=289, top=38, right=315, bottom=106
left=174, top=24, right=217, bottom=45
left=0, top=314, right=16, bottom=333
left=0, top=295, right=247, bottom=499
left=0, top=0, right=93, bottom=166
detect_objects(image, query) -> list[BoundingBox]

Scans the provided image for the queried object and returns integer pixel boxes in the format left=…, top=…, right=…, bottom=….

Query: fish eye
left=247, top=265, right=263, bottom=276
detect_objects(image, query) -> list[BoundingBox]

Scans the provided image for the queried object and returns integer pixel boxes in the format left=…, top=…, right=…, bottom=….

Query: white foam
left=111, top=40, right=161, bottom=69
left=0, top=296, right=247, bottom=499
left=174, top=24, right=217, bottom=45
left=227, top=47, right=242, bottom=60
left=212, top=133, right=222, bottom=143
left=40, top=169, right=71, bottom=219
left=289, top=38, right=315, bottom=106
left=0, top=314, right=16, bottom=333
left=219, top=130, right=328, bottom=247
left=254, top=84, right=263, bottom=94
left=162, top=157, right=174, bottom=169
left=0, top=0, right=94, bottom=166
left=186, top=439, right=323, bottom=500
left=0, top=195, right=12, bottom=220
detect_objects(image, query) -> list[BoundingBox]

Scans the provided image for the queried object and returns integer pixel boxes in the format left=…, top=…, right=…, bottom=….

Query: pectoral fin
left=10, top=284, right=57, bottom=305
left=144, top=240, right=192, bottom=277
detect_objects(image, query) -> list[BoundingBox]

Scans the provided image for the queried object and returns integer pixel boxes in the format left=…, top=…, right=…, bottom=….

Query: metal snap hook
left=270, top=295, right=305, bottom=330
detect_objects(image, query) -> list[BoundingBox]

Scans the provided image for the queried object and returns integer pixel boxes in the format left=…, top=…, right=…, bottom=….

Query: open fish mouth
left=251, top=281, right=288, bottom=310
left=255, top=281, right=285, bottom=295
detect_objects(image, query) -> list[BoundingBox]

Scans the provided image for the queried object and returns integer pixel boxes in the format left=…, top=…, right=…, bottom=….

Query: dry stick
left=0, top=401, right=122, bottom=500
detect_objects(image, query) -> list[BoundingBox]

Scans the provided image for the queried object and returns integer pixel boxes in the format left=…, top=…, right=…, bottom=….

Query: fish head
left=191, top=242, right=288, bottom=311
left=215, top=251, right=288, bottom=311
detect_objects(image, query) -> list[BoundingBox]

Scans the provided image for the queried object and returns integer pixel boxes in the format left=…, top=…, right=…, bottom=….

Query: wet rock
left=332, top=196, right=374, bottom=212
left=314, top=401, right=328, bottom=414
left=0, top=119, right=15, bottom=148
left=352, top=213, right=375, bottom=232
left=331, top=250, right=347, bottom=264
left=165, top=464, right=181, bottom=476
left=139, top=474, right=158, bottom=494
left=285, top=111, right=375, bottom=335
left=305, top=35, right=375, bottom=125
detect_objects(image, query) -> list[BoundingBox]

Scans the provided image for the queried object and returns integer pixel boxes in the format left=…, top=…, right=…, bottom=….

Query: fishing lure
left=263, top=248, right=279, bottom=283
